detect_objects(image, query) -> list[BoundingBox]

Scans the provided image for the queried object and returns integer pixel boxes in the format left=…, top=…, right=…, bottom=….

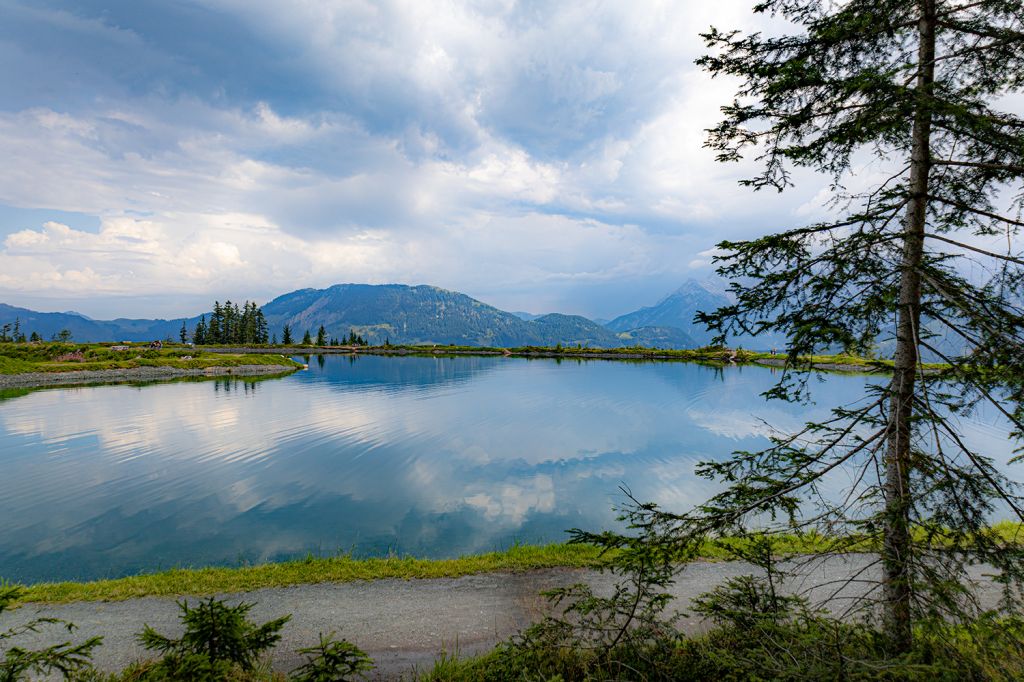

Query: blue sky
left=0, top=0, right=831, bottom=319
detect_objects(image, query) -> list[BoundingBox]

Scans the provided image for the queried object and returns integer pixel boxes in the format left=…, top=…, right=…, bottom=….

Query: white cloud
left=0, top=1, right=846, bottom=316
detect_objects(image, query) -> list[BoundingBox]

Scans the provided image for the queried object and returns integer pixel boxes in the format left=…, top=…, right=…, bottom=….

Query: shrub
left=0, top=580, right=101, bottom=681
left=136, top=598, right=289, bottom=679
left=290, top=633, right=373, bottom=681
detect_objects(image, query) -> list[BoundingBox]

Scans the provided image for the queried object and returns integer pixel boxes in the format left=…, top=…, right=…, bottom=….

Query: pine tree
left=302, top=329, right=312, bottom=345
left=209, top=302, right=222, bottom=345
left=282, top=324, right=293, bottom=345
left=222, top=300, right=234, bottom=344
left=12, top=317, right=22, bottom=343
left=255, top=308, right=269, bottom=345
left=316, top=325, right=326, bottom=346
left=194, top=315, right=207, bottom=345
left=179, top=321, right=188, bottom=344
left=630, top=0, right=1024, bottom=652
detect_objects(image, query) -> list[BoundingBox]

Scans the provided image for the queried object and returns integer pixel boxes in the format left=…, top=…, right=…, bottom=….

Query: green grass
left=17, top=524, right=1023, bottom=605
left=11, top=531, right=876, bottom=605
left=16, top=544, right=611, bottom=604
left=0, top=342, right=301, bottom=374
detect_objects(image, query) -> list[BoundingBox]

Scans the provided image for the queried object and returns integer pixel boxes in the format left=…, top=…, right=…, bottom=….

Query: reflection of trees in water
left=304, top=353, right=505, bottom=391
left=213, top=379, right=260, bottom=394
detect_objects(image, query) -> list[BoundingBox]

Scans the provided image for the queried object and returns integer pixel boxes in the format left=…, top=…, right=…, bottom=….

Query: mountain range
left=0, top=280, right=733, bottom=349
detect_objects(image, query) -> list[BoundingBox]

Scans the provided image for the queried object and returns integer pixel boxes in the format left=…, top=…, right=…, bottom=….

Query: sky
left=0, top=1, right=848, bottom=320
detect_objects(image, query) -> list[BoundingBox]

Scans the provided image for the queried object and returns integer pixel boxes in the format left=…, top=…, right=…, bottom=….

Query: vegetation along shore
left=0, top=342, right=301, bottom=388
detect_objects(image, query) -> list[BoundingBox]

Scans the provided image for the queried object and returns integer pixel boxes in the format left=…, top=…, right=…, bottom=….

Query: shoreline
left=204, top=345, right=903, bottom=373
left=0, top=363, right=299, bottom=389
left=12, top=525, right=1021, bottom=605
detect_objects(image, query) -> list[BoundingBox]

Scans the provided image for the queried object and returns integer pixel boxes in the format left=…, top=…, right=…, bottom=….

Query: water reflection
left=0, top=355, right=1014, bottom=582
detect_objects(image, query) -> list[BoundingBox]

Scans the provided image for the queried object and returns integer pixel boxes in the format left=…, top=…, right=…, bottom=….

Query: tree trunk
left=882, top=0, right=935, bottom=654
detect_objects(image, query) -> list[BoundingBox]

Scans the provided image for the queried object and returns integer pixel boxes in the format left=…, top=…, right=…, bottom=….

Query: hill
left=261, top=284, right=694, bottom=348
left=0, top=284, right=699, bottom=349
left=0, top=303, right=199, bottom=343
left=606, top=279, right=730, bottom=346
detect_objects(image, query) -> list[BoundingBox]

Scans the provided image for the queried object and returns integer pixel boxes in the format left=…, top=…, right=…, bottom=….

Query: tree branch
left=925, top=232, right=1024, bottom=265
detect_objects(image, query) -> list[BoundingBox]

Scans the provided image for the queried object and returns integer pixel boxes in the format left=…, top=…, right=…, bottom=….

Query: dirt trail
left=4, top=557, right=1003, bottom=680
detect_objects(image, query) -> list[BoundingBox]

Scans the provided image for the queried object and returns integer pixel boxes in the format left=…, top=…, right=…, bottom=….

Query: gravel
left=3, top=557, right=1006, bottom=680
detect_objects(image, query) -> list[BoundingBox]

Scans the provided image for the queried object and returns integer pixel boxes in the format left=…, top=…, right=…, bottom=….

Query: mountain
left=0, top=303, right=199, bottom=343
left=261, top=284, right=695, bottom=348
left=0, top=283, right=698, bottom=349
left=606, top=279, right=731, bottom=346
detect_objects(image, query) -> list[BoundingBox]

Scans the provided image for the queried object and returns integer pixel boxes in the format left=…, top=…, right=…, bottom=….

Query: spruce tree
left=179, top=320, right=187, bottom=344
left=680, top=0, right=1024, bottom=651
left=255, top=308, right=269, bottom=345
left=316, top=325, right=326, bottom=346
left=282, top=323, right=293, bottom=346
left=209, top=302, right=222, bottom=345
left=302, top=329, right=312, bottom=345
left=574, top=0, right=1024, bottom=656
left=222, top=300, right=234, bottom=344
left=194, top=315, right=207, bottom=345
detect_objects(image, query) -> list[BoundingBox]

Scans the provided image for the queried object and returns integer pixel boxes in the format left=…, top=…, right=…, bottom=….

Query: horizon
left=0, top=276, right=721, bottom=323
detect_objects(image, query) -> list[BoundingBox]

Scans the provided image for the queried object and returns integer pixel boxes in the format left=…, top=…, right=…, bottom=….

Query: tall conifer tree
left=579, top=0, right=1024, bottom=655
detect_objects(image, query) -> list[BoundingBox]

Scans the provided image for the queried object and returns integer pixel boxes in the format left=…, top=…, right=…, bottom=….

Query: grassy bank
left=16, top=544, right=609, bottom=604
left=16, top=536, right=841, bottom=605
left=0, top=342, right=300, bottom=374
left=16, top=523, right=1022, bottom=604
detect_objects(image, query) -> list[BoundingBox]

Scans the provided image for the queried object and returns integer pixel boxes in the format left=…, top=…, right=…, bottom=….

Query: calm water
left=0, top=355, right=1015, bottom=583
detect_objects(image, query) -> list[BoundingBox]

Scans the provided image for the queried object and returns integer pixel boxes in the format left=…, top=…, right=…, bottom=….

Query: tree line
left=1, top=318, right=67, bottom=343
left=185, top=301, right=370, bottom=347
left=282, top=324, right=367, bottom=347
left=190, top=301, right=269, bottom=345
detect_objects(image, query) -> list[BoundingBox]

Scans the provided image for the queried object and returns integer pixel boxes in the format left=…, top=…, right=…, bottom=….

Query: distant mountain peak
left=657, top=278, right=731, bottom=305
left=607, top=280, right=733, bottom=344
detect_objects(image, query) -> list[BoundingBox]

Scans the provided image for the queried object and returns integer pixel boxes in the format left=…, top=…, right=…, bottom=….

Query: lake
left=0, top=355, right=1015, bottom=583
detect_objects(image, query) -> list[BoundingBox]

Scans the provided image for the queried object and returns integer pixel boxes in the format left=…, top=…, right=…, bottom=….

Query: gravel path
left=0, top=364, right=297, bottom=389
left=3, top=557, right=1005, bottom=680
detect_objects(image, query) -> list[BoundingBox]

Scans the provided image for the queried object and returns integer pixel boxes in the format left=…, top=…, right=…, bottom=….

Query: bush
left=1, top=580, right=101, bottom=681
left=135, top=598, right=289, bottom=680
left=291, top=633, right=373, bottom=681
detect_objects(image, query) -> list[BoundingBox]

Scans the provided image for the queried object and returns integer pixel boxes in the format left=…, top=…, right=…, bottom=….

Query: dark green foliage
left=1, top=580, right=101, bottom=681
left=137, top=598, right=289, bottom=678
left=546, top=0, right=1024, bottom=656
left=201, top=302, right=270, bottom=345
left=316, top=326, right=326, bottom=347
left=423, top=533, right=1024, bottom=681
left=281, top=324, right=292, bottom=345
left=290, top=633, right=373, bottom=681
left=302, top=329, right=312, bottom=345
left=0, top=319, right=25, bottom=344
left=194, top=315, right=208, bottom=345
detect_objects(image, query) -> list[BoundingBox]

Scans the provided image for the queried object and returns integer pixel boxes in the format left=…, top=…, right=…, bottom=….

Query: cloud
left=0, top=0, right=842, bottom=317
